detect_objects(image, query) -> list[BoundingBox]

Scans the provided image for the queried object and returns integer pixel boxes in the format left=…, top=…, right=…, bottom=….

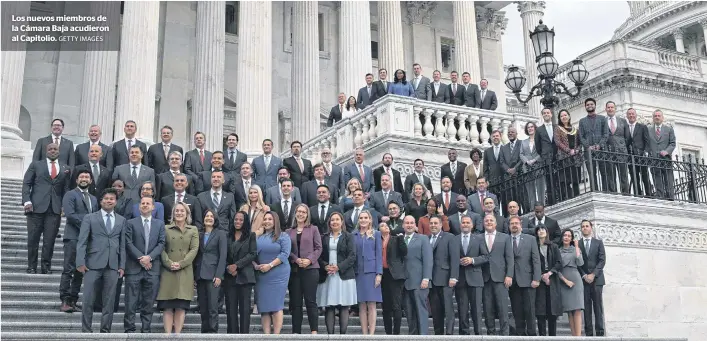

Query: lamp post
left=505, top=20, right=589, bottom=112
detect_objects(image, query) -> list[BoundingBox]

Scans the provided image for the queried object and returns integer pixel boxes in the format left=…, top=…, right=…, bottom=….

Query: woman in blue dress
left=352, top=210, right=383, bottom=335
left=387, top=69, right=415, bottom=97
left=255, top=211, right=291, bottom=334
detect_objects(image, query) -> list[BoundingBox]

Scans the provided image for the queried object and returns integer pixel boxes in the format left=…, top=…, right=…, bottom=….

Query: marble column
left=193, top=1, right=226, bottom=153
left=292, top=2, right=320, bottom=142
left=476, top=7, right=509, bottom=113
left=672, top=27, right=685, bottom=53
left=339, top=1, right=372, bottom=99
left=453, top=2, right=481, bottom=82
left=114, top=2, right=160, bottom=143
left=517, top=1, right=545, bottom=118
left=377, top=1, right=405, bottom=73
left=1, top=1, right=30, bottom=141
left=701, top=20, right=707, bottom=55
left=235, top=1, right=272, bottom=156
left=79, top=1, right=120, bottom=141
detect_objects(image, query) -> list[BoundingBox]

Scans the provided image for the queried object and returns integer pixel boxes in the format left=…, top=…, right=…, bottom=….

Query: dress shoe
left=70, top=299, right=80, bottom=311
left=26, top=269, right=36, bottom=274
left=41, top=268, right=52, bottom=274
left=60, top=300, right=74, bottom=313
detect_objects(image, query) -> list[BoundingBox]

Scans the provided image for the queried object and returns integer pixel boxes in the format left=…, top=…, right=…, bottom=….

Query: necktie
left=199, top=149, right=205, bottom=164
left=127, top=139, right=132, bottom=150
left=283, top=200, right=290, bottom=218
left=494, top=146, right=499, bottom=159
left=358, top=164, right=365, bottom=182
left=320, top=204, right=326, bottom=223
left=340, top=105, right=343, bottom=114
left=405, top=235, right=411, bottom=245
left=487, top=233, right=494, bottom=251
left=132, top=165, right=137, bottom=179
left=444, top=192, right=450, bottom=209
left=451, top=162, right=456, bottom=175
left=144, top=219, right=150, bottom=251
left=245, top=180, right=250, bottom=190
left=610, top=118, right=616, bottom=133
left=510, top=141, right=515, bottom=154
left=656, top=126, right=661, bottom=138
left=479, top=193, right=485, bottom=204
left=325, top=164, right=331, bottom=176
left=353, top=208, right=360, bottom=225
left=547, top=125, right=554, bottom=142
left=213, top=192, right=220, bottom=207
left=584, top=239, right=590, bottom=251
left=630, top=125, right=634, bottom=137
left=463, top=234, right=469, bottom=253
left=50, top=161, right=57, bottom=179
left=431, top=235, right=436, bottom=246
left=230, top=151, right=235, bottom=164
left=163, top=144, right=170, bottom=159
left=514, top=236, right=519, bottom=253
left=265, top=155, right=271, bottom=171
left=105, top=213, right=112, bottom=233
left=367, top=86, right=371, bottom=97
left=54, top=137, right=59, bottom=145
left=177, top=193, right=183, bottom=202
left=92, top=163, right=99, bottom=181
left=453, top=84, right=457, bottom=94
left=482, top=90, right=486, bottom=99
left=414, top=77, right=419, bottom=89
left=82, top=191, right=92, bottom=212
left=384, top=192, right=389, bottom=204
left=297, top=157, right=304, bottom=172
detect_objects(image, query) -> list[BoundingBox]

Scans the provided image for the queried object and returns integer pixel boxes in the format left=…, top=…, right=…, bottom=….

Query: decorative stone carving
left=516, top=1, right=546, bottom=15
left=700, top=19, right=707, bottom=30
left=475, top=7, right=508, bottom=41
left=394, top=162, right=442, bottom=180
left=671, top=27, right=684, bottom=40
left=405, top=1, right=436, bottom=25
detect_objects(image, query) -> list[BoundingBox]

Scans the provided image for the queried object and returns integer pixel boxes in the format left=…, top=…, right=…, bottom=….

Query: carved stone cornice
left=476, top=7, right=508, bottom=41
left=405, top=1, right=436, bottom=25
left=700, top=19, right=707, bottom=30
left=515, top=1, right=545, bottom=15
left=671, top=27, right=685, bottom=40
left=394, top=162, right=441, bottom=180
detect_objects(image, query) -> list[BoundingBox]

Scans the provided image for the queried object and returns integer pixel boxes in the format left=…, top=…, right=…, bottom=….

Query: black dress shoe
left=26, top=269, right=36, bottom=274
left=41, top=268, right=52, bottom=274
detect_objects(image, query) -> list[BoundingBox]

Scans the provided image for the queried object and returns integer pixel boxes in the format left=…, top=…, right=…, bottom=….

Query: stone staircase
left=0, top=177, right=572, bottom=335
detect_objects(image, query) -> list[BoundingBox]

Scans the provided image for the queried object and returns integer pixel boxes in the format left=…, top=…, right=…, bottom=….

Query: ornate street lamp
left=505, top=20, right=589, bottom=110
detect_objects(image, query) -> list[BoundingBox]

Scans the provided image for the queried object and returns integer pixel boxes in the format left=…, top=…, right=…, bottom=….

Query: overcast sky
left=501, top=1, right=631, bottom=67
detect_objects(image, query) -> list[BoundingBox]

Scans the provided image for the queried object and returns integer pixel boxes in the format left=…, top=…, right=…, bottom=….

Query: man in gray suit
left=462, top=72, right=481, bottom=108
left=428, top=216, right=460, bottom=335
left=183, top=131, right=213, bottom=177
left=456, top=216, right=489, bottom=335
left=647, top=109, right=676, bottom=199
left=500, top=128, right=522, bottom=209
left=321, top=148, right=345, bottom=197
left=264, top=167, right=302, bottom=205
left=369, top=174, right=404, bottom=217
left=112, top=145, right=156, bottom=203
left=223, top=133, right=248, bottom=173
left=480, top=214, right=513, bottom=335
left=478, top=79, right=498, bottom=111
left=402, top=215, right=433, bottom=335
left=578, top=98, right=609, bottom=192
left=605, top=101, right=630, bottom=194
left=508, top=216, right=541, bottom=336
left=76, top=188, right=127, bottom=333
left=411, top=63, right=432, bottom=101
left=327, top=92, right=346, bottom=127
left=124, top=196, right=165, bottom=333
left=74, top=124, right=112, bottom=169
left=252, top=139, right=282, bottom=191
left=467, top=177, right=499, bottom=215
left=448, top=194, right=483, bottom=235
left=430, top=70, right=447, bottom=103
left=357, top=73, right=375, bottom=110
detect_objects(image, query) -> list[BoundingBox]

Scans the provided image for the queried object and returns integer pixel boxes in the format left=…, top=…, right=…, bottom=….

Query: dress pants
left=583, top=282, right=605, bottom=336
left=381, top=268, right=404, bottom=335
left=403, top=288, right=429, bottom=335
left=59, top=239, right=83, bottom=302
left=509, top=284, right=537, bottom=335
left=224, top=283, right=253, bottom=334
left=482, top=281, right=509, bottom=335
left=429, top=285, right=455, bottom=335
left=455, top=285, right=482, bottom=335
left=197, top=279, right=221, bottom=333
left=123, top=271, right=160, bottom=333
left=288, top=268, right=319, bottom=333
left=26, top=212, right=61, bottom=270
left=81, top=267, right=119, bottom=333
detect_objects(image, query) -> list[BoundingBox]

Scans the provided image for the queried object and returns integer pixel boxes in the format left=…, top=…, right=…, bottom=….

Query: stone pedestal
left=338, top=1, right=372, bottom=99
left=291, top=1, right=320, bottom=143
left=377, top=1, right=405, bottom=72
left=235, top=1, right=272, bottom=157
left=517, top=1, right=545, bottom=118
left=453, top=2, right=481, bottom=82
left=193, top=1, right=226, bottom=153
left=114, top=2, right=160, bottom=144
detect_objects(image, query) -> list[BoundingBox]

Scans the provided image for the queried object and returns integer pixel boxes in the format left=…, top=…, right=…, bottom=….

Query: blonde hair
left=345, top=178, right=363, bottom=196
left=241, top=184, right=266, bottom=211
left=172, top=201, right=193, bottom=225
left=292, top=203, right=311, bottom=228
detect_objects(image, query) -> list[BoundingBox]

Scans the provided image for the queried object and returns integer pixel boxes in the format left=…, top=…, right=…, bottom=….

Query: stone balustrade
left=657, top=50, right=701, bottom=73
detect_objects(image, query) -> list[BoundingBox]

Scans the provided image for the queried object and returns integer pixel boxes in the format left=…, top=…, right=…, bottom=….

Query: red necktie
left=50, top=161, right=57, bottom=179
left=444, top=192, right=450, bottom=209
left=199, top=150, right=205, bottom=164
left=177, top=193, right=182, bottom=202
left=610, top=118, right=616, bottom=134
left=656, top=126, right=661, bottom=138
left=359, top=164, right=365, bottom=182
left=480, top=193, right=485, bottom=204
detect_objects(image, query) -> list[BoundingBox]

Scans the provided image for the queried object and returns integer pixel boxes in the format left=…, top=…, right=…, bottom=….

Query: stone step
left=1, top=257, right=63, bottom=269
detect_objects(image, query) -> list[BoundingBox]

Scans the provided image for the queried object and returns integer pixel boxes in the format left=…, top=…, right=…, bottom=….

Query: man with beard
left=71, top=144, right=111, bottom=196
left=373, top=153, right=406, bottom=202
left=441, top=149, right=467, bottom=195
left=578, top=98, right=609, bottom=192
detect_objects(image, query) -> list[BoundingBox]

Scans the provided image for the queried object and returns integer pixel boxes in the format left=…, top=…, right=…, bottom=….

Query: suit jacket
left=161, top=192, right=198, bottom=224
left=481, top=232, right=513, bottom=283
left=33, top=135, right=76, bottom=167
left=429, top=82, right=448, bottom=103
left=270, top=201, right=297, bottom=230
left=483, top=145, right=505, bottom=185
left=283, top=156, right=314, bottom=189
left=327, top=104, right=343, bottom=127
left=109, top=138, right=147, bottom=167
left=196, top=169, right=235, bottom=194
left=130, top=202, right=165, bottom=222
left=606, top=116, right=630, bottom=153
left=578, top=115, right=609, bottom=150
left=463, top=83, right=481, bottom=108
left=309, top=203, right=343, bottom=235
left=404, top=173, right=434, bottom=197
left=146, top=143, right=184, bottom=175
left=343, top=206, right=379, bottom=233
left=318, top=232, right=357, bottom=281
left=430, top=231, right=460, bottom=287
left=225, top=232, right=257, bottom=285
left=440, top=161, right=467, bottom=195
left=403, top=233, right=433, bottom=290
left=467, top=191, right=499, bottom=215
left=223, top=149, right=248, bottom=173
left=62, top=188, right=99, bottom=240
left=22, top=160, right=71, bottom=214
left=384, top=234, right=408, bottom=280
left=373, top=166, right=405, bottom=200
left=578, top=237, right=606, bottom=286
left=76, top=210, right=127, bottom=271
left=520, top=138, right=542, bottom=172
left=446, top=82, right=466, bottom=106
left=412, top=75, right=432, bottom=101
left=183, top=149, right=213, bottom=176
left=230, top=175, right=253, bottom=209
left=510, top=233, right=541, bottom=287
left=324, top=163, right=346, bottom=197
left=448, top=210, right=483, bottom=235
left=300, top=179, right=337, bottom=207
left=70, top=162, right=111, bottom=197
left=464, top=162, right=484, bottom=193
left=522, top=215, right=562, bottom=246
left=479, top=89, right=498, bottom=110
left=434, top=191, right=460, bottom=216
left=646, top=123, right=676, bottom=158
left=252, top=154, right=282, bottom=190
left=353, top=230, right=383, bottom=277
left=125, top=217, right=166, bottom=275
left=357, top=85, right=375, bottom=110
left=627, top=122, right=650, bottom=155
left=536, top=123, right=557, bottom=163
left=369, top=190, right=404, bottom=217
left=344, top=163, right=375, bottom=193
left=194, top=190, right=237, bottom=232
left=74, top=141, right=111, bottom=169
left=457, top=234, right=488, bottom=287
left=264, top=186, right=302, bottom=206
left=500, top=141, right=522, bottom=177
left=156, top=171, right=196, bottom=200
left=372, top=80, right=389, bottom=102
left=111, top=164, right=156, bottom=203
left=286, top=225, right=323, bottom=270
left=115, top=195, right=133, bottom=218
left=195, top=229, right=228, bottom=280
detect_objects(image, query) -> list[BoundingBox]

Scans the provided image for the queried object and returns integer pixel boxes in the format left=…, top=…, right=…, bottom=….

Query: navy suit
left=252, top=154, right=282, bottom=190
left=60, top=188, right=98, bottom=303
left=74, top=141, right=111, bottom=169
left=109, top=139, right=147, bottom=167
left=33, top=135, right=76, bottom=167
left=130, top=202, right=165, bottom=222
left=146, top=143, right=183, bottom=175
left=344, top=163, right=375, bottom=193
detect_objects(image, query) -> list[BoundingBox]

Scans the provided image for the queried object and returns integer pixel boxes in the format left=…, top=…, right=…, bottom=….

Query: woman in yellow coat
left=156, top=202, right=199, bottom=334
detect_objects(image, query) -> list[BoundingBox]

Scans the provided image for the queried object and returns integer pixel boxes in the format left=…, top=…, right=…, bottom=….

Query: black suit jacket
left=146, top=143, right=183, bottom=175
left=483, top=146, right=505, bottom=185
left=309, top=203, right=343, bottom=236
left=430, top=82, right=448, bottom=103
left=195, top=229, right=228, bottom=280
left=196, top=169, right=235, bottom=194
left=372, top=80, right=389, bottom=102
left=223, top=149, right=248, bottom=173
left=434, top=191, right=460, bottom=216
left=500, top=141, right=522, bottom=178
left=440, top=161, right=467, bottom=195
left=446, top=83, right=466, bottom=106
left=184, top=149, right=213, bottom=176
left=627, top=122, right=650, bottom=155
left=33, top=136, right=75, bottom=168
left=194, top=191, right=237, bottom=232
left=70, top=163, right=111, bottom=197
left=327, top=105, right=343, bottom=127
left=578, top=237, right=606, bottom=286
left=74, top=141, right=111, bottom=169
left=536, top=124, right=558, bottom=164
left=463, top=83, right=482, bottom=108
left=62, top=188, right=99, bottom=241
left=156, top=171, right=196, bottom=200
left=22, top=160, right=71, bottom=214
left=404, top=173, right=434, bottom=197
left=522, top=215, right=562, bottom=246
left=225, top=232, right=257, bottom=285
left=318, top=232, right=357, bottom=282
left=283, top=156, right=313, bottom=189
left=301, top=180, right=337, bottom=207
left=384, top=234, right=408, bottom=280
left=109, top=139, right=147, bottom=168
left=271, top=201, right=297, bottom=230
left=161, top=192, right=198, bottom=224
left=479, top=89, right=498, bottom=110
left=373, top=166, right=406, bottom=201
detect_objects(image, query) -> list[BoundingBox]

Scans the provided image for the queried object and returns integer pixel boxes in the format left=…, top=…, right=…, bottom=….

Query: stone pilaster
left=114, top=2, right=160, bottom=143
left=701, top=20, right=707, bottom=55
left=377, top=1, right=405, bottom=73
left=672, top=27, right=685, bottom=53
left=292, top=1, right=321, bottom=143
left=338, top=1, right=372, bottom=99
left=193, top=1, right=226, bottom=153
left=516, top=1, right=545, bottom=118
left=453, top=2, right=481, bottom=82
left=79, top=1, right=120, bottom=141
left=235, top=1, right=272, bottom=156
left=1, top=1, right=30, bottom=141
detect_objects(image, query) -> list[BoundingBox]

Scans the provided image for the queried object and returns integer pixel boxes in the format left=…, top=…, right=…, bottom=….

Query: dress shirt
left=485, top=230, right=496, bottom=248
left=52, top=135, right=62, bottom=145
left=629, top=123, right=636, bottom=136
left=101, top=209, right=114, bottom=227
left=82, top=189, right=92, bottom=212
left=583, top=237, right=591, bottom=251
left=211, top=189, right=222, bottom=206
left=46, top=158, right=58, bottom=176
left=461, top=232, right=472, bottom=254
left=608, top=116, right=616, bottom=131
left=130, top=163, right=142, bottom=176
left=323, top=162, right=332, bottom=175
left=315, top=179, right=326, bottom=186
left=433, top=82, right=440, bottom=93
left=534, top=216, right=546, bottom=226
left=544, top=123, right=554, bottom=141
left=480, top=89, right=486, bottom=99
left=174, top=191, right=185, bottom=203
left=413, top=75, right=422, bottom=88
left=367, top=85, right=372, bottom=96
left=125, top=138, right=135, bottom=150
left=281, top=197, right=292, bottom=212
left=242, top=177, right=252, bottom=191
left=415, top=172, right=425, bottom=183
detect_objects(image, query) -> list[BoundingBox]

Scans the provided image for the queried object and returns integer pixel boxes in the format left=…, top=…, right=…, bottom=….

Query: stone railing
left=281, top=95, right=536, bottom=163
left=657, top=49, right=702, bottom=73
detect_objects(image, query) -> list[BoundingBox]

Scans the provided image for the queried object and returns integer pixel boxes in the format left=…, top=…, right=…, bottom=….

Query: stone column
left=672, top=27, right=685, bottom=53
left=193, top=1, right=226, bottom=153
left=701, top=20, right=707, bottom=55
left=377, top=1, right=405, bottom=73
left=79, top=1, right=120, bottom=141
left=114, top=2, right=160, bottom=143
left=1, top=1, right=30, bottom=141
left=292, top=2, right=320, bottom=142
left=476, top=7, right=509, bottom=113
left=235, top=1, right=272, bottom=156
left=453, top=2, right=481, bottom=82
left=516, top=1, right=545, bottom=118
left=338, top=1, right=372, bottom=99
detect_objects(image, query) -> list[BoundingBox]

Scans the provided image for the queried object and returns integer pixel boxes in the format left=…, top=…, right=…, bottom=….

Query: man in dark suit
left=194, top=171, right=237, bottom=232
left=430, top=70, right=448, bottom=103
left=156, top=151, right=196, bottom=199
left=504, top=201, right=529, bottom=235
left=626, top=108, right=652, bottom=196
left=508, top=216, right=541, bottom=336
left=647, top=109, right=676, bottom=200
left=578, top=98, right=609, bottom=192
left=60, top=170, right=98, bottom=312
left=223, top=133, right=248, bottom=173
left=161, top=173, right=198, bottom=224
left=76, top=188, right=126, bottom=333
left=372, top=68, right=389, bottom=103
left=401, top=215, right=433, bottom=335
left=357, top=73, right=375, bottom=110
left=71, top=144, right=111, bottom=196
left=446, top=71, right=466, bottom=106
left=369, top=173, right=404, bottom=217
left=146, top=125, right=184, bottom=175
left=373, top=153, right=405, bottom=201
left=270, top=178, right=299, bottom=229
left=462, top=72, right=481, bottom=108
left=309, top=185, right=343, bottom=235
left=184, top=131, right=213, bottom=176
left=578, top=220, right=606, bottom=337
left=440, top=148, right=467, bottom=195
left=480, top=214, right=514, bottom=335
left=195, top=151, right=234, bottom=194
left=109, top=120, right=147, bottom=168
left=231, top=162, right=256, bottom=209
left=434, top=177, right=459, bottom=216
left=22, top=143, right=71, bottom=274
left=428, top=216, right=460, bottom=335
left=124, top=196, right=165, bottom=333
left=111, top=146, right=156, bottom=203
left=456, top=216, right=488, bottom=335
left=327, top=92, right=346, bottom=127
left=283, top=140, right=313, bottom=189
left=33, top=118, right=76, bottom=168
left=264, top=167, right=303, bottom=205
left=499, top=128, right=522, bottom=207
left=343, top=147, right=375, bottom=194
left=484, top=130, right=505, bottom=186
left=467, top=177, right=499, bottom=216
left=194, top=221, right=227, bottom=333
left=404, top=159, right=434, bottom=197
left=320, top=148, right=345, bottom=197
left=411, top=63, right=432, bottom=101
left=605, top=102, right=630, bottom=194
left=74, top=124, right=111, bottom=169
left=478, top=79, right=498, bottom=111
left=448, top=194, right=483, bottom=235
left=343, top=189, right=378, bottom=232
left=481, top=197, right=506, bottom=234
left=252, top=139, right=282, bottom=191
left=537, top=108, right=558, bottom=204
left=301, top=163, right=338, bottom=207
